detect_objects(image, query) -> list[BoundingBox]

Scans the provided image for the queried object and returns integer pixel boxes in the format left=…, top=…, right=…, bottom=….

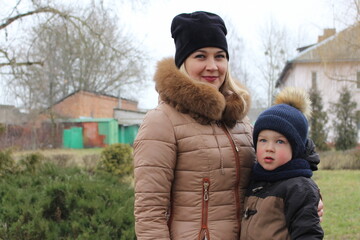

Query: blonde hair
left=179, top=63, right=249, bottom=115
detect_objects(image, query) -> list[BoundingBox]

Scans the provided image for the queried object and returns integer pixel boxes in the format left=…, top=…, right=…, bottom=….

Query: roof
left=113, top=109, right=147, bottom=125
left=62, top=118, right=118, bottom=123
left=276, top=22, right=360, bottom=87
left=53, top=90, right=138, bottom=106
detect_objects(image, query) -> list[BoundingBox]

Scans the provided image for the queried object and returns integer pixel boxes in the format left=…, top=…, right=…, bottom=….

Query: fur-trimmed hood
left=154, top=58, right=251, bottom=127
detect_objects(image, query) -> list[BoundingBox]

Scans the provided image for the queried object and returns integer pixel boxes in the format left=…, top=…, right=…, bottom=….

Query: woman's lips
left=203, top=76, right=217, bottom=82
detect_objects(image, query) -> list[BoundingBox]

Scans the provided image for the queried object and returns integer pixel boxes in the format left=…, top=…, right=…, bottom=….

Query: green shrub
left=0, top=149, right=17, bottom=176
left=0, top=164, right=135, bottom=239
left=82, top=154, right=100, bottom=171
left=331, top=86, right=358, bottom=150
left=18, top=152, right=45, bottom=174
left=50, top=154, right=74, bottom=167
left=98, top=143, right=133, bottom=178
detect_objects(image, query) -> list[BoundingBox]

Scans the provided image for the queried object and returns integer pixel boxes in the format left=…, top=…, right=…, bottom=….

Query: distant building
left=50, top=90, right=147, bottom=148
left=0, top=104, right=27, bottom=125
left=277, top=25, right=360, bottom=143
left=52, top=90, right=140, bottom=119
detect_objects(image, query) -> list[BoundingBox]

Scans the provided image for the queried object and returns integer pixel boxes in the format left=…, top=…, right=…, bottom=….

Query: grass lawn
left=313, top=170, right=360, bottom=240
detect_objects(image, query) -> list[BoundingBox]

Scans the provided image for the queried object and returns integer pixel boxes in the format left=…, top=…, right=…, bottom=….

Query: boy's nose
left=265, top=143, right=275, bottom=152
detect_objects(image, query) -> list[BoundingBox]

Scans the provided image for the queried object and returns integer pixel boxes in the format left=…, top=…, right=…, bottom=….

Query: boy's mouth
left=264, top=157, right=274, bottom=163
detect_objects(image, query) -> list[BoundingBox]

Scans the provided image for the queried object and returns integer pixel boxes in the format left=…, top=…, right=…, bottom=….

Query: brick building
left=50, top=90, right=147, bottom=148
left=52, top=90, right=139, bottom=119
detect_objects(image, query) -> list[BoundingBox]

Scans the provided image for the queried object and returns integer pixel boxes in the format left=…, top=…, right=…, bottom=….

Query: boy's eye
left=276, top=140, right=285, bottom=144
left=258, top=138, right=266, bottom=143
left=216, top=54, right=226, bottom=58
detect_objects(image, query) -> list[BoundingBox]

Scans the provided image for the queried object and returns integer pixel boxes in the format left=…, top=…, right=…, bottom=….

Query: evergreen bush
left=98, top=143, right=134, bottom=178
left=18, top=152, right=44, bottom=174
left=309, top=86, right=329, bottom=151
left=0, top=162, right=135, bottom=239
left=331, top=86, right=358, bottom=150
left=0, top=149, right=17, bottom=176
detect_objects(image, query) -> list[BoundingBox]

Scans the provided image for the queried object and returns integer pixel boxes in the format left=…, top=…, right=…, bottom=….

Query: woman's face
left=184, top=47, right=228, bottom=90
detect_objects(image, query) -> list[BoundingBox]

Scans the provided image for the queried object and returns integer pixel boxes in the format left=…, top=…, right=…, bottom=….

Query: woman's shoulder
left=231, top=116, right=253, bottom=134
left=143, top=102, right=174, bottom=123
left=143, top=102, right=195, bottom=126
left=135, top=103, right=177, bottom=143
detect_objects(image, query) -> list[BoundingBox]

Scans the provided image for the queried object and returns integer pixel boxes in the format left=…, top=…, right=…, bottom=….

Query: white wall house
left=277, top=25, right=360, bottom=143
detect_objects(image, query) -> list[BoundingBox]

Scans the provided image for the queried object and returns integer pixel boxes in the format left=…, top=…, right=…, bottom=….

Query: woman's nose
left=205, top=58, right=218, bottom=70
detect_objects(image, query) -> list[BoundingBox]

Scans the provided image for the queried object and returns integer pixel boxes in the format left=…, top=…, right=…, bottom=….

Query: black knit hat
left=171, top=11, right=229, bottom=68
left=253, top=88, right=311, bottom=159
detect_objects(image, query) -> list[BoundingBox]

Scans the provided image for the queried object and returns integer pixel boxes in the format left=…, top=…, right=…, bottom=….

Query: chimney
left=318, top=28, right=336, bottom=43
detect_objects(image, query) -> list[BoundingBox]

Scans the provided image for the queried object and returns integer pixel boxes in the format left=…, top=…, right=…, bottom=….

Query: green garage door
left=63, top=127, right=83, bottom=149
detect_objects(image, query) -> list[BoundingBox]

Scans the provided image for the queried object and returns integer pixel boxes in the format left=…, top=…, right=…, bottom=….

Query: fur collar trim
left=154, top=58, right=250, bottom=127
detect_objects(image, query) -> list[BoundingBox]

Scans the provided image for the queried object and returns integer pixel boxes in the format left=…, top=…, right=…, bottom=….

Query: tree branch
left=0, top=61, right=43, bottom=68
left=0, top=7, right=68, bottom=30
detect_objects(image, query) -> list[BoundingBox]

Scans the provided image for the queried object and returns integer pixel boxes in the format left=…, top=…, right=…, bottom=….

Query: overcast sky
left=119, top=0, right=338, bottom=59
left=1, top=0, right=351, bottom=109
left=113, top=0, right=344, bottom=109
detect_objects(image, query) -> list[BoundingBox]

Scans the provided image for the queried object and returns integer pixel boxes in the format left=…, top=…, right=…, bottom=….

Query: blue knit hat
left=171, top=11, right=229, bottom=68
left=253, top=88, right=312, bottom=159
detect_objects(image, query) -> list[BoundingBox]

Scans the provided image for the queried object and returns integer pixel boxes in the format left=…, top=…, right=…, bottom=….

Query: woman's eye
left=194, top=54, right=205, bottom=59
left=216, top=54, right=226, bottom=58
left=276, top=140, right=285, bottom=144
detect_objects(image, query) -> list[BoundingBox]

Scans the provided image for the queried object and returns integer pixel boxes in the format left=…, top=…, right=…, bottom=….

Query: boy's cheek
left=276, top=150, right=292, bottom=163
left=256, top=148, right=264, bottom=159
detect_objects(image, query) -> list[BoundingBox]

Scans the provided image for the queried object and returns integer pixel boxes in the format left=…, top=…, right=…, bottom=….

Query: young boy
left=241, top=87, right=324, bottom=240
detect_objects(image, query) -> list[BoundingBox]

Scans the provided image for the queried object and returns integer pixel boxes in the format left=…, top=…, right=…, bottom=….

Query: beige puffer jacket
left=134, top=58, right=255, bottom=240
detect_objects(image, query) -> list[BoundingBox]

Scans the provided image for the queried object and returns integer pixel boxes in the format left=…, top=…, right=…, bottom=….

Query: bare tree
left=11, top=4, right=147, bottom=111
left=226, top=23, right=250, bottom=86
left=1, top=1, right=87, bottom=69
left=258, top=18, right=294, bottom=107
left=225, top=19, right=266, bottom=109
left=0, top=0, right=149, bottom=148
left=327, top=0, right=360, bottom=26
left=1, top=0, right=148, bottom=110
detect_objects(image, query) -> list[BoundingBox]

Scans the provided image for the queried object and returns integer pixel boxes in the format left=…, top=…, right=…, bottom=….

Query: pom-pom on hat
left=171, top=11, right=229, bottom=68
left=253, top=87, right=312, bottom=159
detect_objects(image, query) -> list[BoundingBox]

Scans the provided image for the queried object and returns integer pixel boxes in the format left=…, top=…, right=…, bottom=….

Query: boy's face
left=256, top=129, right=292, bottom=171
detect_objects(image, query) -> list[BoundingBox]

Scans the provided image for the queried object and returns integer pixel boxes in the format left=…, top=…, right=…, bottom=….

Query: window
left=311, top=72, right=317, bottom=88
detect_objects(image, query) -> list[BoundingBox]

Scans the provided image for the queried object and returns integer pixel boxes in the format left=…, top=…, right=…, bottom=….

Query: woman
left=133, top=11, right=323, bottom=240
left=134, top=11, right=254, bottom=240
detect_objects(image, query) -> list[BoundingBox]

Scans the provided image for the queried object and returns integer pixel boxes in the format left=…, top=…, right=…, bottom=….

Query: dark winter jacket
left=240, top=158, right=324, bottom=240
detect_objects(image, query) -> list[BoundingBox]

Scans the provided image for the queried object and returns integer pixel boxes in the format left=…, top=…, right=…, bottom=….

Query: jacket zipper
left=199, top=178, right=210, bottom=240
left=221, top=124, right=241, bottom=234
